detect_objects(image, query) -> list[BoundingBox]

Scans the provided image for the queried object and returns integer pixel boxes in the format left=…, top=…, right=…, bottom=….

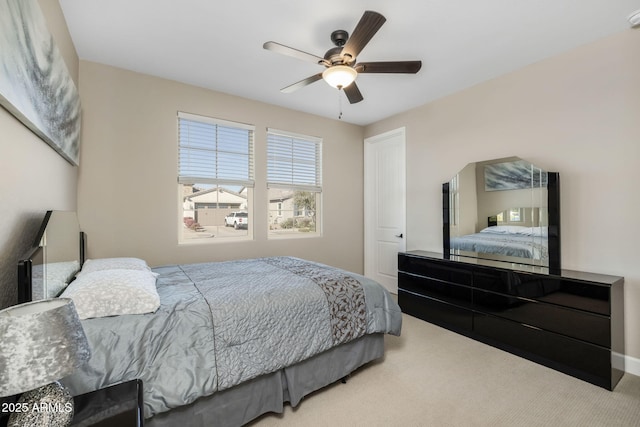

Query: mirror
left=443, top=157, right=560, bottom=272
left=31, top=211, right=82, bottom=300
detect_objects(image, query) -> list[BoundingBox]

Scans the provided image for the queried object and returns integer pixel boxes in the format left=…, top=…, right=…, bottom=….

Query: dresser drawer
left=399, top=254, right=472, bottom=286
left=473, top=289, right=610, bottom=347
left=399, top=272, right=472, bottom=309
left=473, top=266, right=610, bottom=315
left=473, top=313, right=613, bottom=390
left=399, top=289, right=472, bottom=333
left=530, top=276, right=610, bottom=315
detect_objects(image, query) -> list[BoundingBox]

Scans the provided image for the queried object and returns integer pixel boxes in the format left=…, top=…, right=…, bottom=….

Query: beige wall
left=77, top=61, right=365, bottom=273
left=0, top=0, right=78, bottom=309
left=365, top=29, right=640, bottom=360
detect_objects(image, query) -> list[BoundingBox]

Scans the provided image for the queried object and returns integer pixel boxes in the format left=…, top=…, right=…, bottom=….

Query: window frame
left=177, top=112, right=255, bottom=244
left=266, top=128, right=322, bottom=239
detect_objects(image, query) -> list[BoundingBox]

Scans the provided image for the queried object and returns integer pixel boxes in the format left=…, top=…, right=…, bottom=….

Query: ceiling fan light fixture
left=322, top=65, right=357, bottom=89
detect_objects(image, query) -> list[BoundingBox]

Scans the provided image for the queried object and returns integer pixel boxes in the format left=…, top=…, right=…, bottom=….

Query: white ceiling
left=59, top=0, right=639, bottom=126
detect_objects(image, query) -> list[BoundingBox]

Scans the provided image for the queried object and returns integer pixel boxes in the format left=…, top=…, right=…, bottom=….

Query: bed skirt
left=146, top=333, right=385, bottom=427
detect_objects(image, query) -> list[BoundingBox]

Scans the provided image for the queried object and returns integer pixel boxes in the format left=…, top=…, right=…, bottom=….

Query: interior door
left=364, top=128, right=406, bottom=294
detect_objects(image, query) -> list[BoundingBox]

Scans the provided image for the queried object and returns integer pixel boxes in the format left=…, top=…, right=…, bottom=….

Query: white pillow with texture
left=480, top=225, right=528, bottom=235
left=61, top=269, right=160, bottom=319
left=77, top=257, right=152, bottom=277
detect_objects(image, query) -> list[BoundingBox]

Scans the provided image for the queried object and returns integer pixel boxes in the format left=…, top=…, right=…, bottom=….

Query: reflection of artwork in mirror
left=443, top=156, right=560, bottom=271
left=484, top=159, right=546, bottom=191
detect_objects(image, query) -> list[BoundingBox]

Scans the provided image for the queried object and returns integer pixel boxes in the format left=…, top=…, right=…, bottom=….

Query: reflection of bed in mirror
left=450, top=225, right=548, bottom=260
left=443, top=156, right=560, bottom=272
left=30, top=260, right=80, bottom=300
left=18, top=210, right=83, bottom=303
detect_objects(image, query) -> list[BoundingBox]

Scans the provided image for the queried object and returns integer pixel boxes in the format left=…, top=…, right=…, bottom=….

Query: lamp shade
left=0, top=298, right=91, bottom=397
left=322, top=65, right=357, bottom=89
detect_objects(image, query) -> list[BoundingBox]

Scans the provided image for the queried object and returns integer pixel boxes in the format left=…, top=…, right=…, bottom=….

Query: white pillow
left=480, top=225, right=528, bottom=235
left=77, top=257, right=152, bottom=277
left=480, top=225, right=548, bottom=237
left=525, top=226, right=548, bottom=237
left=60, top=269, right=160, bottom=319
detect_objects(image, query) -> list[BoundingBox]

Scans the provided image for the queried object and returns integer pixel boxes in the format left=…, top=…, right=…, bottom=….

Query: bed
left=450, top=225, right=548, bottom=261
left=18, top=212, right=402, bottom=427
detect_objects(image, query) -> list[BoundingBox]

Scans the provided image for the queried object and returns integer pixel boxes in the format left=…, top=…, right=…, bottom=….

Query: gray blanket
left=64, top=257, right=402, bottom=418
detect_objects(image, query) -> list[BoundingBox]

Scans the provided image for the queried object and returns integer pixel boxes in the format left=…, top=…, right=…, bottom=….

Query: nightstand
left=71, top=379, right=144, bottom=426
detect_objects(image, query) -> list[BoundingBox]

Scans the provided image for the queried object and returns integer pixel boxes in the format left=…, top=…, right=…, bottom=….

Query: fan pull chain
left=338, top=86, right=343, bottom=120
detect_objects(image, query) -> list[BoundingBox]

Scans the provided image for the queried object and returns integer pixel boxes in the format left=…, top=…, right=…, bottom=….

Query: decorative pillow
left=60, top=269, right=160, bottom=319
left=77, top=257, right=152, bottom=277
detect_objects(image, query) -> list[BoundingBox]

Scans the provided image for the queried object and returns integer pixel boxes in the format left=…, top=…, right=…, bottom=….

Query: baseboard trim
left=625, top=354, right=640, bottom=377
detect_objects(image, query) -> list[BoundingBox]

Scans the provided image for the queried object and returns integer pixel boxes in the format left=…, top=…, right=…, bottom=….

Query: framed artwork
left=0, top=0, right=81, bottom=165
left=484, top=159, right=545, bottom=191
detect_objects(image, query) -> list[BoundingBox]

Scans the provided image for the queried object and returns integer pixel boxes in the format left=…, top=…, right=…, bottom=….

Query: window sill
left=267, top=232, right=322, bottom=240
left=179, top=235, right=254, bottom=245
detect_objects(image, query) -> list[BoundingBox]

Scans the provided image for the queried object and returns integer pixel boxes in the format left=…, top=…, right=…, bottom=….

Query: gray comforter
left=64, top=257, right=402, bottom=418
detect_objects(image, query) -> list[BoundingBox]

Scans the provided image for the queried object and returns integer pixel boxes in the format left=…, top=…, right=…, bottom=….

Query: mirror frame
left=443, top=167, right=561, bottom=274
left=17, top=210, right=84, bottom=303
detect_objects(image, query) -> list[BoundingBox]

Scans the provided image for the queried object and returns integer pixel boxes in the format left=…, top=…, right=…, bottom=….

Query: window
left=496, top=208, right=524, bottom=224
left=178, top=112, right=254, bottom=242
left=509, top=208, right=522, bottom=222
left=267, top=129, right=322, bottom=237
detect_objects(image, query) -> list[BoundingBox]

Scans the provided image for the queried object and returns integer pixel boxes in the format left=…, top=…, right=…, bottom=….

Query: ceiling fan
left=263, top=10, right=422, bottom=104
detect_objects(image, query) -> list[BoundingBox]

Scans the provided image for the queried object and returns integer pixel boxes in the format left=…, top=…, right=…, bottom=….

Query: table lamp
left=0, top=298, right=91, bottom=426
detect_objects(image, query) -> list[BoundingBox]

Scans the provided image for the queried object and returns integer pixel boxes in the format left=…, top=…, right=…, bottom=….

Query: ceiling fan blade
left=263, top=41, right=325, bottom=65
left=343, top=82, right=364, bottom=104
left=355, top=61, right=422, bottom=74
left=341, top=11, right=386, bottom=64
left=280, top=73, right=324, bottom=93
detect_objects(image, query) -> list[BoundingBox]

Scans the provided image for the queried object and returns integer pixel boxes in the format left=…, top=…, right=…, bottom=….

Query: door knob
left=395, top=233, right=403, bottom=238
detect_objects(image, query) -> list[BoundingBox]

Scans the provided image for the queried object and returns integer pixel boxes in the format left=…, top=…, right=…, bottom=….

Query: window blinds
left=178, top=112, right=254, bottom=187
left=267, top=129, right=322, bottom=192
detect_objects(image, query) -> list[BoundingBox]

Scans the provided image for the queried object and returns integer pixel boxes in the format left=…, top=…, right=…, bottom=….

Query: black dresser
left=398, top=250, right=625, bottom=390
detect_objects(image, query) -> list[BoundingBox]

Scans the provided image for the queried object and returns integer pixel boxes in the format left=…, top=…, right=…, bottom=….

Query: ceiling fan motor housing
left=324, top=30, right=350, bottom=65
left=330, top=30, right=349, bottom=46
left=324, top=46, right=346, bottom=64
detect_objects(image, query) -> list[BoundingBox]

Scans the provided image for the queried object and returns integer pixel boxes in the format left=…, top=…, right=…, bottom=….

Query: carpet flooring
left=250, top=313, right=640, bottom=427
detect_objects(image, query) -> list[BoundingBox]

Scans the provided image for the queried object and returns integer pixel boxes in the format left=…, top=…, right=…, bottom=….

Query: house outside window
left=178, top=112, right=254, bottom=242
left=267, top=129, right=322, bottom=237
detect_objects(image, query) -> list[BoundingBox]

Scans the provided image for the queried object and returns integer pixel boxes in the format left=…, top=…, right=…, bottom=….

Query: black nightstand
left=71, top=379, right=144, bottom=427
left=0, top=380, right=143, bottom=427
